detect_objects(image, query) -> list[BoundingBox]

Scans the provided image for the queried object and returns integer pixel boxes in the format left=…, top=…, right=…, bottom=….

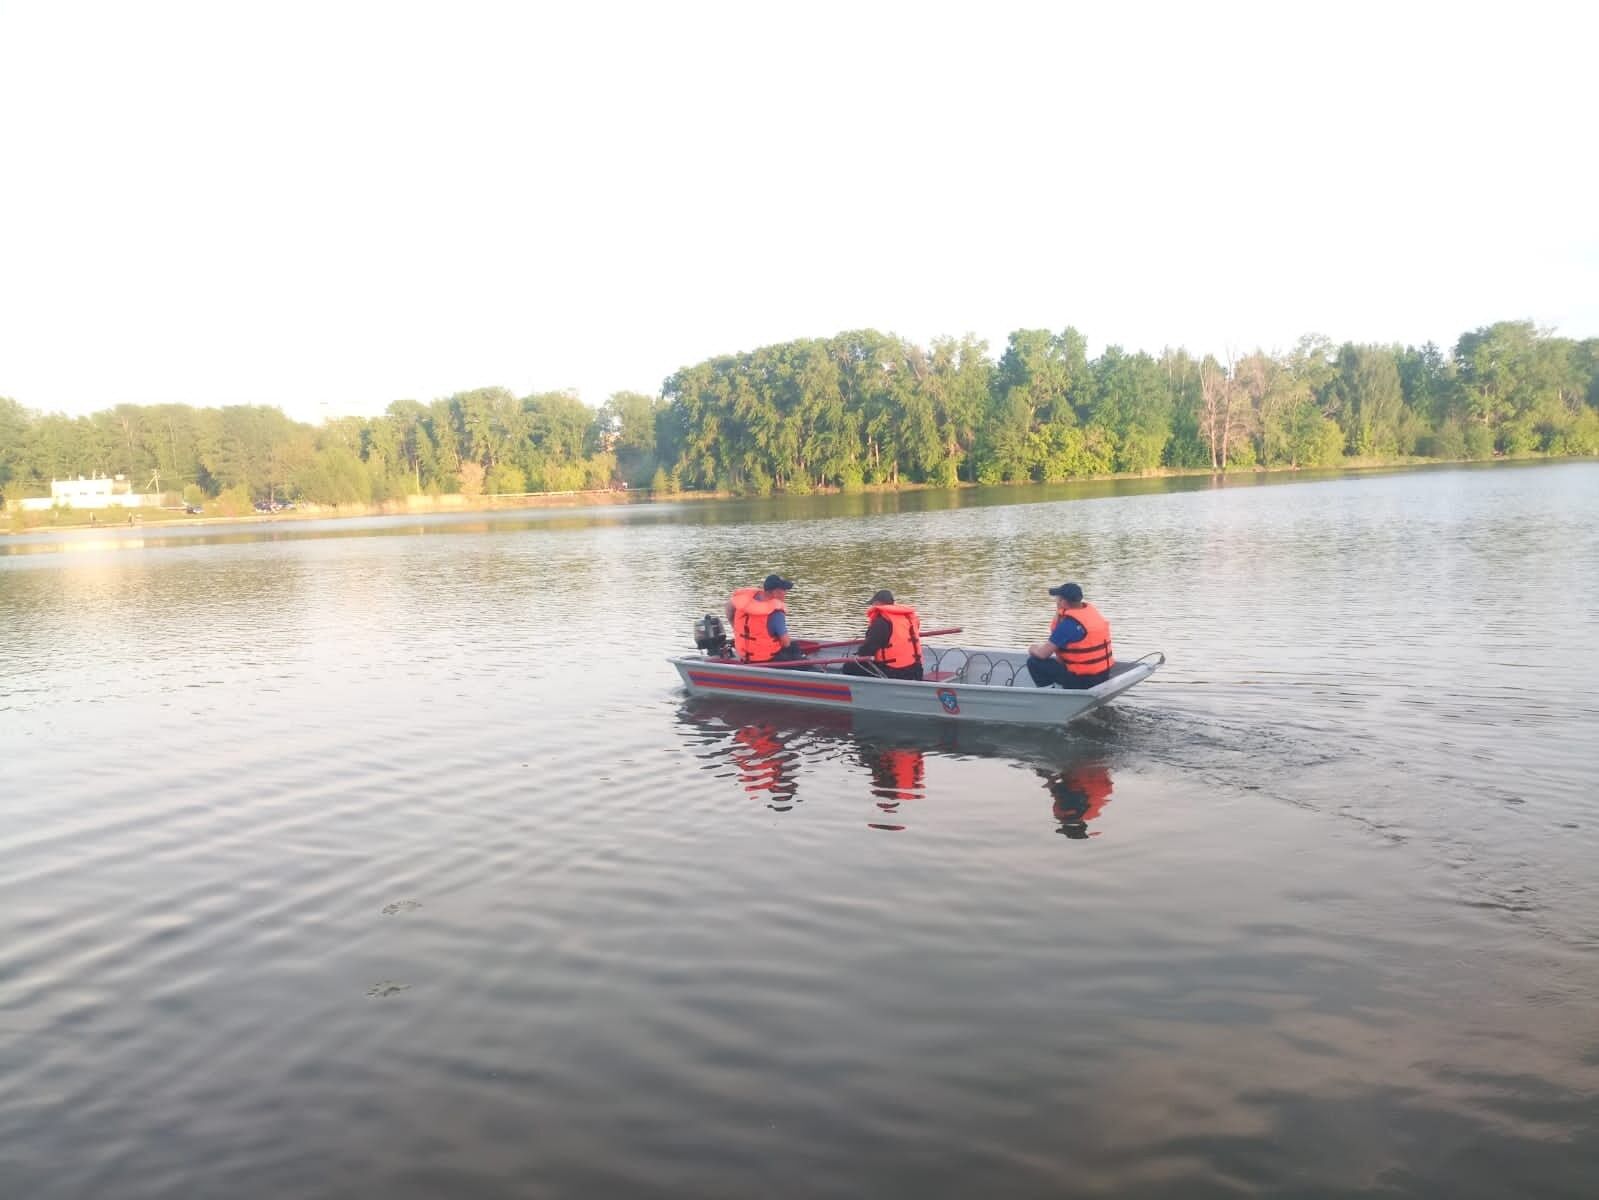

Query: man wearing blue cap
left=725, top=574, right=803, bottom=663
left=1026, top=581, right=1115, bottom=688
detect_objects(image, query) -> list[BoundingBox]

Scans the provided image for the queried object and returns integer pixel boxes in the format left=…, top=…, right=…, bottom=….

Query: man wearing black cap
left=1026, top=581, right=1115, bottom=688
left=843, top=589, right=924, bottom=680
left=725, top=574, right=803, bottom=663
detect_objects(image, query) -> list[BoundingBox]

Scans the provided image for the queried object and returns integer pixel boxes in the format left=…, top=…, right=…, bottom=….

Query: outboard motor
left=693, top=613, right=729, bottom=656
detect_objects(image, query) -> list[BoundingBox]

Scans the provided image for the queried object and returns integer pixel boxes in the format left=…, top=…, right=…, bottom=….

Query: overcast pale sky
left=2, top=0, right=1594, bottom=423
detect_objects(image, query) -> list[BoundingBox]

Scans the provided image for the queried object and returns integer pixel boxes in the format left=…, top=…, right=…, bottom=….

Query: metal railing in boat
left=928, top=648, right=1023, bottom=687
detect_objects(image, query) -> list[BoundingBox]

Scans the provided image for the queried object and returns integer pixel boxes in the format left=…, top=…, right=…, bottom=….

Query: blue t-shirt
left=767, top=609, right=788, bottom=639
left=1049, top=616, right=1086, bottom=650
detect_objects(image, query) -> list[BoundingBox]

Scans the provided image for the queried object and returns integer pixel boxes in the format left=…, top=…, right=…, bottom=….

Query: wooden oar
left=796, top=626, right=962, bottom=654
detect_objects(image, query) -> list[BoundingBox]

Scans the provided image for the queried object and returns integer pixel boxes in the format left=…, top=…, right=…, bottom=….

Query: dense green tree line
left=660, top=321, right=1597, bottom=490
left=2, top=320, right=1596, bottom=508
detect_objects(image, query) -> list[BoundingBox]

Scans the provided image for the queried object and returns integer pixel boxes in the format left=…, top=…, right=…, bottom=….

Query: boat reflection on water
left=726, top=723, right=801, bottom=812
left=862, top=745, right=925, bottom=832
left=1040, top=760, right=1115, bottom=838
left=676, top=697, right=1116, bottom=836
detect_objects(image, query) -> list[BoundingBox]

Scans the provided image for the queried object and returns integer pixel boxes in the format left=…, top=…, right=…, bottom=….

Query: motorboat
left=669, top=617, right=1163, bottom=728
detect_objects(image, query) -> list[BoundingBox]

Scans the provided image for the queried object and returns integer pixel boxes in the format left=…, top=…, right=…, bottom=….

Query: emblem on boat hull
left=937, top=688, right=960, bottom=715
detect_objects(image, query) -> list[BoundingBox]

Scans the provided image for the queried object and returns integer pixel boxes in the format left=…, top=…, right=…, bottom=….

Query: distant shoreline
left=4, top=453, right=1590, bottom=537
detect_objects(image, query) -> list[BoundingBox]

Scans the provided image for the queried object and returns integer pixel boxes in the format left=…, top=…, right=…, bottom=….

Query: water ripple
left=3, top=463, right=1598, bottom=1198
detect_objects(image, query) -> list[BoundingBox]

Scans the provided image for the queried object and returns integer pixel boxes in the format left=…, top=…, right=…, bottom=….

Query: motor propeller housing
left=693, top=614, right=729, bottom=656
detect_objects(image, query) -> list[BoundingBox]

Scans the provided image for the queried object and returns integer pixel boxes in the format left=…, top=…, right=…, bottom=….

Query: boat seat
left=924, top=669, right=960, bottom=683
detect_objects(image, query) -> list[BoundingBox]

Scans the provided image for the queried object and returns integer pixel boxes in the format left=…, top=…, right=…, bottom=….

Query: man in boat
left=726, top=574, right=802, bottom=663
left=1025, top=581, right=1114, bottom=689
left=843, top=589, right=925, bottom=680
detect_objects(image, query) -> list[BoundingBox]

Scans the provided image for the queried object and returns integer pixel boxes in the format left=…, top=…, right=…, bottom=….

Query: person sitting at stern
left=727, top=574, right=802, bottom=663
left=843, top=589, right=925, bottom=680
left=1026, top=581, right=1114, bottom=689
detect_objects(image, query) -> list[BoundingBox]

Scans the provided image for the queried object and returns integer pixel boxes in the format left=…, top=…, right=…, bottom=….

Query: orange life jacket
left=1054, top=602, right=1114, bottom=676
left=866, top=603, right=921, bottom=669
left=730, top=587, right=786, bottom=663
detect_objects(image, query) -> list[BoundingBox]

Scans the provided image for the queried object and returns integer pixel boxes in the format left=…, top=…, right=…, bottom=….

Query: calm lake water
left=3, top=462, right=1598, bottom=1199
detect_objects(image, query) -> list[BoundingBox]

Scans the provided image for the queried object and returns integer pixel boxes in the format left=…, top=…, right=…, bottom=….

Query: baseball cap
left=1048, top=582, right=1084, bottom=602
left=763, top=574, right=795, bottom=592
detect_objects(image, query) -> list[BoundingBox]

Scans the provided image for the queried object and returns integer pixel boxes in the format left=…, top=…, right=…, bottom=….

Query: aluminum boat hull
left=670, top=644, right=1163, bottom=728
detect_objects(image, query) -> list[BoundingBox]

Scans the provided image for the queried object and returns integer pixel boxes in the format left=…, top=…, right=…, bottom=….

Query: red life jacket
left=866, top=603, right=921, bottom=670
left=1054, top=603, right=1114, bottom=676
left=730, top=587, right=786, bottom=663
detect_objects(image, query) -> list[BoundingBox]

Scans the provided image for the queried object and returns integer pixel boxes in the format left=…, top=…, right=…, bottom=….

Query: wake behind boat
left=670, top=619, right=1164, bottom=728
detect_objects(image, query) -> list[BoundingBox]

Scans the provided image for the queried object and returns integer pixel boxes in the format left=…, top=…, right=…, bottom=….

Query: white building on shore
left=17, top=474, right=158, bottom=512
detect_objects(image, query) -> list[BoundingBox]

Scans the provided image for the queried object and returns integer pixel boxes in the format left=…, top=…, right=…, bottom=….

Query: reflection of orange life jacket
left=732, top=725, right=786, bottom=793
left=730, top=587, right=786, bottom=662
left=876, top=747, right=925, bottom=801
left=866, top=603, right=921, bottom=670
left=1054, top=603, right=1114, bottom=676
left=1051, top=763, right=1114, bottom=823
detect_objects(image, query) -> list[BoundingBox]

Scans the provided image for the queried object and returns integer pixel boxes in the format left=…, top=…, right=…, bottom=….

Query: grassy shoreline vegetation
left=4, top=320, right=1597, bottom=534
left=2, top=456, right=1589, bottom=537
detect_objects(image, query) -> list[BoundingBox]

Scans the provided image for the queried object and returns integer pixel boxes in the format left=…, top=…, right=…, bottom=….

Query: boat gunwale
left=669, top=647, right=1164, bottom=700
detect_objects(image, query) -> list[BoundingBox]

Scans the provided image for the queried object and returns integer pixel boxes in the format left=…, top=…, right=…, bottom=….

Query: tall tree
left=0, top=397, right=27, bottom=490
left=1197, top=356, right=1249, bottom=470
left=1329, top=344, right=1403, bottom=456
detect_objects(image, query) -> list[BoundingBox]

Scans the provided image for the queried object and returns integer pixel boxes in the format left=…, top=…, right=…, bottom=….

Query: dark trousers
left=1025, top=656, right=1107, bottom=689
left=843, top=660, right=924, bottom=680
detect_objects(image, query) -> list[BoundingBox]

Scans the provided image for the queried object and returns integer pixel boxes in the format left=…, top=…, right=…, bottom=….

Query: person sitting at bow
left=1025, top=581, right=1114, bottom=689
left=726, top=574, right=802, bottom=663
left=843, top=589, right=924, bottom=680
